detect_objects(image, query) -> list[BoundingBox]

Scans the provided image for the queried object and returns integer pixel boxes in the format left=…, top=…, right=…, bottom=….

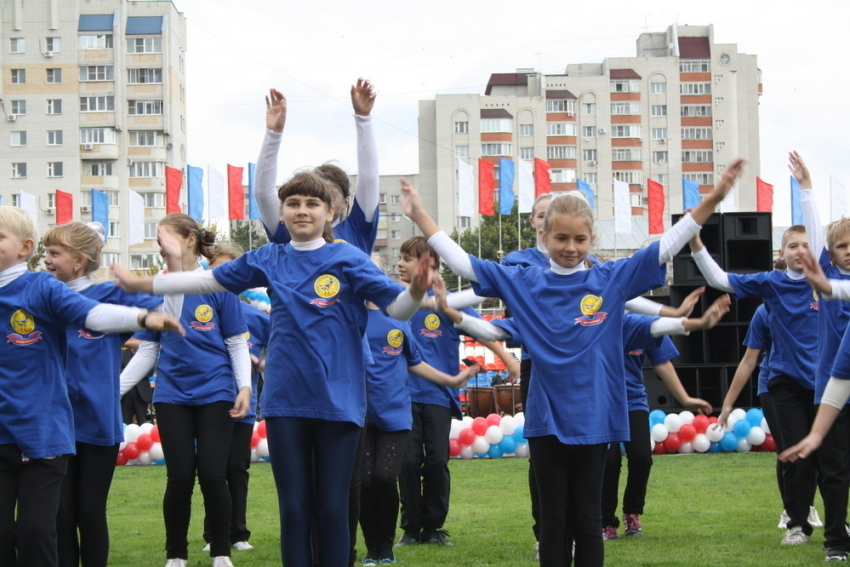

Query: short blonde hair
left=0, top=207, right=38, bottom=258
left=781, top=225, right=806, bottom=249
left=210, top=242, right=244, bottom=264
left=543, top=194, right=594, bottom=233
left=826, top=218, right=850, bottom=251
left=43, top=222, right=104, bottom=275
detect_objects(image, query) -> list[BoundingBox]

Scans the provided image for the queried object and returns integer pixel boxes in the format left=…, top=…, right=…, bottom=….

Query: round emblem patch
left=387, top=329, right=404, bottom=348
left=10, top=309, right=35, bottom=335
left=194, top=304, right=214, bottom=323
left=580, top=295, right=603, bottom=316
left=424, top=314, right=441, bottom=331
left=314, top=275, right=340, bottom=298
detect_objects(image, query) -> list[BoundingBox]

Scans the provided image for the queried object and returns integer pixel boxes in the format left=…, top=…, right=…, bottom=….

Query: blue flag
left=248, top=163, right=260, bottom=220
left=683, top=178, right=700, bottom=210
left=791, top=176, right=803, bottom=225
left=498, top=158, right=515, bottom=215
left=188, top=165, right=204, bottom=222
left=576, top=179, right=595, bottom=210
left=91, top=189, right=109, bottom=230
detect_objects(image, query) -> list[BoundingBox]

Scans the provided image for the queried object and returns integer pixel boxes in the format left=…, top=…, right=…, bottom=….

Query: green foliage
left=27, top=239, right=46, bottom=271
left=230, top=220, right=268, bottom=252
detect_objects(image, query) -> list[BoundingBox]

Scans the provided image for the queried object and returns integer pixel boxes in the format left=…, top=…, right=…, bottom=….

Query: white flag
left=18, top=191, right=37, bottom=223
left=831, top=177, right=847, bottom=222
left=128, top=190, right=144, bottom=245
left=720, top=187, right=737, bottom=213
left=613, top=179, right=631, bottom=234
left=517, top=159, right=534, bottom=214
left=208, top=167, right=227, bottom=220
left=457, top=159, right=474, bottom=218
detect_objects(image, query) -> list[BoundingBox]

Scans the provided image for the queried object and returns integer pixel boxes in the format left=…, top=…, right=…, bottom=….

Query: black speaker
left=722, top=213, right=773, bottom=274
left=672, top=213, right=723, bottom=285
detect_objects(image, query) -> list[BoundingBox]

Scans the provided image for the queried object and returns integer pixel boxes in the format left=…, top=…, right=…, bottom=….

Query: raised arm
left=688, top=233, right=734, bottom=292
left=433, top=274, right=508, bottom=341
left=256, top=89, right=287, bottom=234
left=351, top=78, right=379, bottom=223
left=794, top=152, right=825, bottom=256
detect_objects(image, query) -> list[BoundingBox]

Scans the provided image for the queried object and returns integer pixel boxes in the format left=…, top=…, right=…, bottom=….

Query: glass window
left=127, top=68, right=163, bottom=84
left=128, top=100, right=163, bottom=115
left=48, top=162, right=63, bottom=177
left=455, top=145, right=469, bottom=158
left=679, top=59, right=710, bottom=72
left=550, top=169, right=576, bottom=183
left=130, top=131, right=159, bottom=146
left=546, top=122, right=576, bottom=136
left=142, top=192, right=165, bottom=208
left=10, top=38, right=25, bottom=53
left=653, top=151, right=668, bottom=163
left=127, top=37, right=162, bottom=53
left=47, top=130, right=63, bottom=145
left=130, top=162, right=164, bottom=178
left=610, top=125, right=641, bottom=138
left=582, top=126, right=596, bottom=138
left=80, top=128, right=117, bottom=144
left=10, top=69, right=25, bottom=84
left=651, top=82, right=666, bottom=94
left=610, top=102, right=640, bottom=115
left=481, top=143, right=512, bottom=156
left=12, top=163, right=27, bottom=178
left=547, top=146, right=576, bottom=160
left=90, top=163, right=113, bottom=175
left=101, top=253, right=120, bottom=268
left=480, top=119, right=512, bottom=133
left=10, top=131, right=26, bottom=146
left=681, top=105, right=712, bottom=117
left=546, top=99, right=575, bottom=114
left=519, top=124, right=534, bottom=136
left=681, top=127, right=713, bottom=140
left=80, top=96, right=115, bottom=112
left=651, top=128, right=667, bottom=140
left=78, top=34, right=113, bottom=49
left=651, top=105, right=667, bottom=116
left=520, top=147, right=534, bottom=160
left=612, top=148, right=641, bottom=161
left=79, top=66, right=114, bottom=81
left=45, top=37, right=61, bottom=52
left=454, top=121, right=468, bottom=134
left=46, top=68, right=62, bottom=83
left=583, top=149, right=597, bottom=162
left=11, top=100, right=26, bottom=115
left=581, top=103, right=596, bottom=115
left=680, top=82, right=711, bottom=95
left=610, top=80, right=640, bottom=93
left=47, top=99, right=62, bottom=114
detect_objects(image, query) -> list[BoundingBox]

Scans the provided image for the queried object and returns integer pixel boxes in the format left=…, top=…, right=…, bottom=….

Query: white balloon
left=148, top=443, right=164, bottom=461
left=460, top=445, right=475, bottom=460
left=499, top=416, right=516, bottom=435
left=250, top=449, right=260, bottom=463
left=138, top=452, right=153, bottom=466
left=706, top=423, right=725, bottom=442
left=127, top=459, right=139, bottom=466
left=139, top=422, right=155, bottom=435
left=484, top=425, right=504, bottom=444
left=472, top=436, right=490, bottom=454
left=513, top=412, right=525, bottom=427
left=462, top=416, right=474, bottom=427
left=650, top=423, right=669, bottom=443
left=124, top=424, right=141, bottom=443
left=678, top=411, right=695, bottom=425
left=730, top=408, right=747, bottom=423
left=663, top=414, right=682, bottom=433
left=257, top=438, right=270, bottom=457
left=449, top=420, right=463, bottom=439
left=736, top=438, right=752, bottom=453
left=651, top=439, right=656, bottom=451
left=679, top=442, right=694, bottom=454
left=692, top=433, right=711, bottom=453
left=747, top=426, right=766, bottom=446
left=761, top=417, right=770, bottom=434
left=119, top=441, right=127, bottom=451
left=514, top=443, right=530, bottom=458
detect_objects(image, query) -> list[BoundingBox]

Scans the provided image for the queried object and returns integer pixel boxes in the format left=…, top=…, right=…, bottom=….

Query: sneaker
left=533, top=541, right=539, bottom=560
left=826, top=549, right=848, bottom=562
left=810, top=507, right=825, bottom=528
left=602, top=525, right=619, bottom=541
left=394, top=532, right=419, bottom=547
left=624, top=514, right=643, bottom=537
left=421, top=529, right=452, bottom=546
left=203, top=543, right=211, bottom=551
left=232, top=541, right=253, bottom=551
left=782, top=527, right=809, bottom=545
left=165, top=561, right=188, bottom=567
left=778, top=510, right=790, bottom=529
left=212, top=558, right=234, bottom=567
left=360, top=555, right=379, bottom=567
left=378, top=548, right=396, bottom=564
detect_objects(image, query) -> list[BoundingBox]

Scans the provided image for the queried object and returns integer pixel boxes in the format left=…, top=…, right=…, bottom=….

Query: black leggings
left=520, top=358, right=541, bottom=541
left=56, top=442, right=119, bottom=567
left=359, top=426, right=410, bottom=556
left=155, top=401, right=234, bottom=560
left=530, top=437, right=607, bottom=567
left=203, top=421, right=253, bottom=545
left=601, top=410, right=652, bottom=528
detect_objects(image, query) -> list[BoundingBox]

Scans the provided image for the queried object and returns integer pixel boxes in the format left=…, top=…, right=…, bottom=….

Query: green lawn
left=106, top=452, right=829, bottom=566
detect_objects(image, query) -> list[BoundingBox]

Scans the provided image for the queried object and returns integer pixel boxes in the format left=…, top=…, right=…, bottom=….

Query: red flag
left=55, top=190, right=73, bottom=225
left=534, top=158, right=551, bottom=197
left=228, top=164, right=245, bottom=220
left=756, top=177, right=774, bottom=212
left=165, top=166, right=183, bottom=215
left=647, top=179, right=665, bottom=235
left=479, top=160, right=494, bottom=216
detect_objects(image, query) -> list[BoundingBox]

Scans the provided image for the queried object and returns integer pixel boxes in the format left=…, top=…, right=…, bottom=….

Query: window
left=45, top=37, right=61, bottom=52
left=611, top=80, right=640, bottom=93
left=378, top=193, right=387, bottom=205
left=79, top=34, right=113, bottom=49
left=680, top=82, right=711, bottom=95
left=390, top=248, right=399, bottom=259
left=519, top=124, right=534, bottom=136
left=481, top=143, right=512, bottom=156
left=127, top=68, right=163, bottom=84
left=130, top=131, right=160, bottom=146
left=90, top=163, right=113, bottom=176
left=546, top=99, right=575, bottom=115
left=681, top=105, right=712, bottom=117
left=454, top=121, right=468, bottom=134
left=141, top=192, right=165, bottom=208
left=108, top=222, right=119, bottom=238
left=11, top=69, right=25, bottom=84
left=46, top=68, right=62, bottom=83
left=455, top=145, right=469, bottom=158
left=682, top=150, right=713, bottom=163
left=684, top=173, right=714, bottom=185
left=48, top=162, right=63, bottom=177
left=611, top=125, right=641, bottom=138
left=520, top=147, right=534, bottom=160
left=80, top=128, right=116, bottom=144
left=679, top=59, right=710, bottom=73
left=11, top=132, right=26, bottom=146
left=653, top=151, right=668, bottom=163
left=47, top=99, right=62, bottom=114
left=373, top=229, right=386, bottom=241
left=714, top=97, right=724, bottom=105
left=79, top=66, right=114, bottom=81
left=651, top=105, right=667, bottom=116
left=391, top=195, right=400, bottom=205
left=11, top=100, right=26, bottom=115
left=47, top=130, right=62, bottom=145
left=130, top=162, right=163, bottom=178
left=550, top=169, right=576, bottom=183
left=144, top=223, right=158, bottom=239
left=547, top=146, right=576, bottom=160
left=391, top=230, right=401, bottom=240
left=715, top=141, right=725, bottom=150
left=10, top=38, right=25, bottom=53
left=460, top=217, right=471, bottom=228
left=583, top=149, right=597, bottom=162
left=630, top=193, right=643, bottom=207
left=390, top=213, right=401, bottom=222
left=715, top=119, right=725, bottom=128
left=654, top=174, right=669, bottom=185
left=584, top=173, right=598, bottom=185
left=612, top=148, right=641, bottom=161
left=651, top=82, right=667, bottom=94
left=128, top=100, right=163, bottom=115
left=80, top=96, right=115, bottom=112
left=12, top=163, right=27, bottom=178
left=131, top=254, right=159, bottom=270
left=127, top=37, right=162, bottom=53
left=582, top=126, right=596, bottom=138
left=47, top=194, right=56, bottom=208
left=101, top=253, right=120, bottom=268
left=610, top=102, right=640, bottom=115
left=581, top=103, right=596, bottom=115
left=651, top=128, right=667, bottom=140
left=613, top=171, right=643, bottom=185
left=546, top=122, right=576, bottom=136
left=480, top=119, right=512, bottom=133
left=681, top=127, right=713, bottom=140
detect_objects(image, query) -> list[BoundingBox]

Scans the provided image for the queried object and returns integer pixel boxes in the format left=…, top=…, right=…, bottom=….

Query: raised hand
left=265, top=88, right=287, bottom=133
left=351, top=77, right=376, bottom=116
left=111, top=264, right=154, bottom=293
left=800, top=249, right=832, bottom=295
left=788, top=151, right=812, bottom=190
left=399, top=178, right=424, bottom=221
left=673, top=286, right=705, bottom=318
left=432, top=273, right=449, bottom=312
left=141, top=312, right=185, bottom=337
left=156, top=225, right=182, bottom=266
left=408, top=251, right=434, bottom=301
left=701, top=294, right=731, bottom=329
left=711, top=158, right=746, bottom=202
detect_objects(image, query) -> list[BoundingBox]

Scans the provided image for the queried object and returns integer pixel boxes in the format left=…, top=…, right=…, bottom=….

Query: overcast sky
left=177, top=0, right=849, bottom=226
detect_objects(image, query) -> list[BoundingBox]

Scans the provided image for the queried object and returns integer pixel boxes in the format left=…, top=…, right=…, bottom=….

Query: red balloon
left=665, top=432, right=682, bottom=451
left=257, top=420, right=268, bottom=439
left=136, top=433, right=153, bottom=452
left=652, top=440, right=667, bottom=455
left=251, top=431, right=261, bottom=448
left=678, top=423, right=696, bottom=442
left=761, top=433, right=776, bottom=452
left=707, top=416, right=718, bottom=425
left=449, top=438, right=462, bottom=457
left=486, top=413, right=501, bottom=427
left=458, top=428, right=476, bottom=446
left=123, top=442, right=141, bottom=460
left=692, top=415, right=709, bottom=434
left=116, top=452, right=128, bottom=466
left=472, top=417, right=488, bottom=436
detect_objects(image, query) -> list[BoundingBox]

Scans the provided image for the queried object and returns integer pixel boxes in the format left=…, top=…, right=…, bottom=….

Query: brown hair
left=314, top=163, right=350, bottom=200
left=43, top=222, right=104, bottom=274
left=210, top=242, right=244, bottom=263
left=400, top=235, right=441, bottom=266
left=277, top=171, right=335, bottom=243
left=543, top=194, right=594, bottom=233
left=531, top=193, right=552, bottom=218
left=158, top=214, right=217, bottom=259
left=826, top=218, right=850, bottom=251
left=780, top=225, right=806, bottom=249
left=774, top=257, right=787, bottom=271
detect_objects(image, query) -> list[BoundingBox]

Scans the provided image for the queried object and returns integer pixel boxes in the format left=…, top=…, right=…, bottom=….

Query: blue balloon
left=733, top=419, right=752, bottom=439
left=261, top=456, right=271, bottom=461
left=153, top=459, right=166, bottom=465
left=720, top=431, right=739, bottom=452
left=514, top=425, right=525, bottom=443
left=746, top=408, right=764, bottom=428
left=649, top=410, right=667, bottom=427
left=475, top=453, right=488, bottom=458
left=122, top=423, right=127, bottom=431
left=708, top=441, right=722, bottom=453
left=499, top=435, right=517, bottom=454
left=487, top=444, right=504, bottom=459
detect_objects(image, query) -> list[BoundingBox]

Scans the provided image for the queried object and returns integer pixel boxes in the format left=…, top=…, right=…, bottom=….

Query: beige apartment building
left=417, top=24, right=761, bottom=253
left=0, top=0, right=187, bottom=273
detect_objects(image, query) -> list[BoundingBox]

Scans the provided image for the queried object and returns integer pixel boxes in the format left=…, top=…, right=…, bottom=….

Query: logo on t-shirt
left=383, top=328, right=404, bottom=355
left=628, top=349, right=645, bottom=356
left=78, top=329, right=105, bottom=340
left=190, top=304, right=216, bottom=331
left=420, top=314, right=443, bottom=338
left=311, top=274, right=341, bottom=308
left=574, top=294, right=608, bottom=327
left=811, top=289, right=819, bottom=312
left=7, top=309, right=43, bottom=346
left=243, top=331, right=254, bottom=348
left=333, top=238, right=348, bottom=244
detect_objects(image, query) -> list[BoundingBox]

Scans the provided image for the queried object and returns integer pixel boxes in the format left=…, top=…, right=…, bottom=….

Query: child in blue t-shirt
left=400, top=158, right=743, bottom=567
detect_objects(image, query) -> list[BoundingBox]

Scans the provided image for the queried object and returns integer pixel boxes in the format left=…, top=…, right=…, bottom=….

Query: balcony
left=80, top=174, right=119, bottom=190
left=128, top=146, right=167, bottom=162
left=80, top=143, right=119, bottom=160
left=128, top=115, right=164, bottom=129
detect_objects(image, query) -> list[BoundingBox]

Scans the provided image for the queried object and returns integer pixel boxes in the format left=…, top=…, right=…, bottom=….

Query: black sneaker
left=378, top=548, right=396, bottom=564
left=393, top=532, right=419, bottom=547
left=422, top=529, right=452, bottom=546
left=826, top=549, right=848, bottom=562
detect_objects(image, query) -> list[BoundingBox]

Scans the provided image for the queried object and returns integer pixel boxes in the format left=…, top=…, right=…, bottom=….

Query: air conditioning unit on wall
left=81, top=206, right=92, bottom=213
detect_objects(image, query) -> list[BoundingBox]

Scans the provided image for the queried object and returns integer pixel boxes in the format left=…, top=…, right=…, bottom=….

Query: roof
left=78, top=14, right=114, bottom=31
left=480, top=109, right=513, bottom=119
left=126, top=16, right=163, bottom=35
left=610, top=69, right=642, bottom=80
left=545, top=89, right=576, bottom=100
left=678, top=36, right=711, bottom=59
left=485, top=73, right=528, bottom=95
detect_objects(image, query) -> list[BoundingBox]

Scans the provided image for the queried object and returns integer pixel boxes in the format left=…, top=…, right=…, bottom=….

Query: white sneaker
left=232, top=541, right=254, bottom=551
left=212, top=557, right=234, bottom=567
left=809, top=506, right=824, bottom=527
left=533, top=541, right=539, bottom=561
left=165, top=560, right=188, bottom=567
left=778, top=510, right=790, bottom=529
left=781, top=527, right=809, bottom=545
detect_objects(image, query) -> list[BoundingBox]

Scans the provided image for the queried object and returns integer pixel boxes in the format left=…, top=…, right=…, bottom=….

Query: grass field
left=106, top=452, right=830, bottom=566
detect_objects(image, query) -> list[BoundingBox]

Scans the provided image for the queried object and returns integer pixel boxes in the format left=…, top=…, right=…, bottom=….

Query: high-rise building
left=418, top=24, right=761, bottom=254
left=0, top=0, right=187, bottom=273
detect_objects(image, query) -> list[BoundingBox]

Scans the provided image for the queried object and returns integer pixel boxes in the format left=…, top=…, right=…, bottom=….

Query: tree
left=27, top=239, right=46, bottom=272
left=229, top=220, right=268, bottom=252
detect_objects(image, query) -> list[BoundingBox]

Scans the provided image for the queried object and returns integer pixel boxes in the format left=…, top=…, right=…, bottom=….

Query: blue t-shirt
left=813, top=249, right=850, bottom=402
left=0, top=272, right=100, bottom=458
left=622, top=313, right=677, bottom=412
left=67, top=284, right=161, bottom=445
left=267, top=200, right=379, bottom=255
left=137, top=292, right=247, bottom=406
left=728, top=271, right=817, bottom=390
left=470, top=241, right=666, bottom=445
left=365, top=309, right=422, bottom=432
left=742, top=304, right=772, bottom=396
left=238, top=302, right=270, bottom=424
left=211, top=241, right=405, bottom=425
left=502, top=247, right=549, bottom=362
